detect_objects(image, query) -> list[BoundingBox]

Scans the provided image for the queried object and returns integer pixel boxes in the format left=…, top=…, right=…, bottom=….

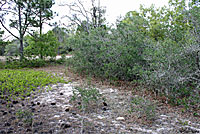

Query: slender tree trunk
left=98, top=0, right=101, bottom=27
left=18, top=2, right=24, bottom=61
left=39, top=8, right=43, bottom=59
left=92, top=7, right=97, bottom=28
left=39, top=9, right=42, bottom=36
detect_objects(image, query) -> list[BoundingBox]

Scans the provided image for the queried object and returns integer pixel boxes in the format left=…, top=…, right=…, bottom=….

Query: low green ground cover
left=0, top=56, right=66, bottom=69
left=0, top=69, right=67, bottom=102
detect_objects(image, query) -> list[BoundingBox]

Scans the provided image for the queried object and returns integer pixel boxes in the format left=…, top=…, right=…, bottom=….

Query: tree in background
left=0, top=0, right=55, bottom=60
left=139, top=0, right=190, bottom=42
left=0, top=28, right=6, bottom=55
left=189, top=0, right=200, bottom=45
left=30, top=0, right=55, bottom=36
left=60, top=0, right=106, bottom=33
left=24, top=31, right=59, bottom=59
left=120, top=11, right=148, bottom=36
left=0, top=0, right=36, bottom=60
left=52, top=26, right=72, bottom=54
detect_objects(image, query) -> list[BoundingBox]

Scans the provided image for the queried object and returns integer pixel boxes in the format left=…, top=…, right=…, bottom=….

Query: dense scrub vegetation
left=0, top=0, right=199, bottom=112
left=66, top=0, right=200, bottom=110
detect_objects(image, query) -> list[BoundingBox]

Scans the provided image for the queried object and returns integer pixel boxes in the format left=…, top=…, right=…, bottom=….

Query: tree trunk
left=98, top=0, right=101, bottom=27
left=39, top=8, right=43, bottom=59
left=39, top=9, right=42, bottom=36
left=18, top=2, right=24, bottom=61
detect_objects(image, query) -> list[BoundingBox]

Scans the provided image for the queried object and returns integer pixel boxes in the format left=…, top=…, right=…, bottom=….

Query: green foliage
left=129, top=96, right=156, bottom=121
left=4, top=43, right=20, bottom=56
left=67, top=25, right=147, bottom=81
left=71, top=86, right=103, bottom=111
left=188, top=1, right=200, bottom=45
left=4, top=58, right=47, bottom=69
left=66, top=1, right=200, bottom=110
left=0, top=55, right=66, bottom=69
left=24, top=31, right=59, bottom=59
left=52, top=27, right=72, bottom=54
left=121, top=11, right=147, bottom=35
left=144, top=35, right=200, bottom=109
left=139, top=1, right=190, bottom=42
left=30, top=0, right=55, bottom=34
left=0, top=69, right=67, bottom=101
left=16, top=109, right=33, bottom=125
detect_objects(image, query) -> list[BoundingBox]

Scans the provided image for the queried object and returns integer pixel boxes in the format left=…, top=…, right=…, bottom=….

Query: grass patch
left=0, top=69, right=67, bottom=102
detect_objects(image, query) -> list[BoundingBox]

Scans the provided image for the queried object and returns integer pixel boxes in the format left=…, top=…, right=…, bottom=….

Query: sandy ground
left=1, top=65, right=199, bottom=134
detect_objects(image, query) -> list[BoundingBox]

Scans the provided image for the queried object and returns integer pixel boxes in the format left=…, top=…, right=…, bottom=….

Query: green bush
left=24, top=31, right=59, bottom=59
left=67, top=26, right=199, bottom=110
left=2, top=58, right=46, bottom=69
left=144, top=35, right=200, bottom=108
left=66, top=1, right=200, bottom=110
left=0, top=55, right=66, bottom=69
left=67, top=25, right=148, bottom=81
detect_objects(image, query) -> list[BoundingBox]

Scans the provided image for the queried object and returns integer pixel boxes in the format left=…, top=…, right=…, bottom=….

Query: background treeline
left=0, top=27, right=71, bottom=57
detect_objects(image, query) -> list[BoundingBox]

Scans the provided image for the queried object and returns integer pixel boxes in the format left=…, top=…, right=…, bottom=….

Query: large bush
left=24, top=31, right=59, bottom=59
left=143, top=34, right=200, bottom=107
left=67, top=24, right=148, bottom=81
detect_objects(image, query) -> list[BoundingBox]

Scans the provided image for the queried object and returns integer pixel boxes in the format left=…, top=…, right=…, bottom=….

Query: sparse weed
left=130, top=96, right=156, bottom=121
left=16, top=109, right=34, bottom=125
left=71, top=86, right=103, bottom=111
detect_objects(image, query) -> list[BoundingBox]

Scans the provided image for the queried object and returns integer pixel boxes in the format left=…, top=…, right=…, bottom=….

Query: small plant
left=70, top=86, right=105, bottom=134
left=130, top=96, right=156, bottom=121
left=177, top=119, right=189, bottom=126
left=16, top=109, right=33, bottom=125
left=71, top=86, right=103, bottom=111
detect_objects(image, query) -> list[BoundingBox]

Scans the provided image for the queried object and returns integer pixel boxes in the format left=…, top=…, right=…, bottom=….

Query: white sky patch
left=44, top=0, right=169, bottom=32
left=2, top=0, right=169, bottom=39
left=102, top=0, right=169, bottom=24
left=55, top=0, right=169, bottom=22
